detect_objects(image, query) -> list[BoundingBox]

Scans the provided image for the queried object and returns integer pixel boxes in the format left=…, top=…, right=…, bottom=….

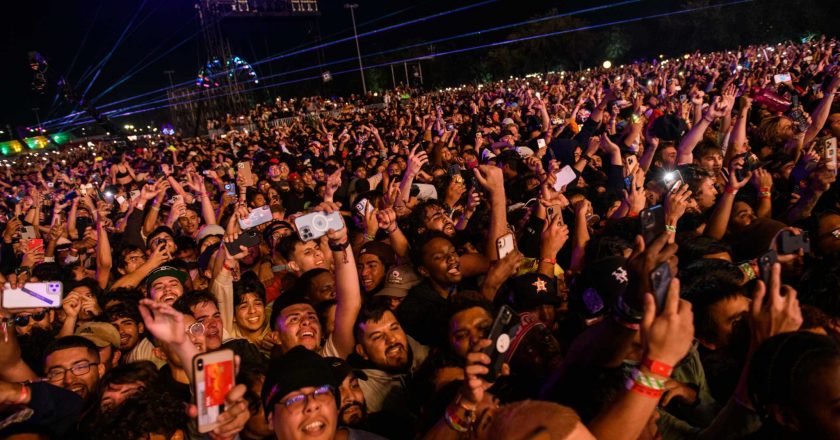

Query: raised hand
left=137, top=299, right=186, bottom=347
left=664, top=182, right=691, bottom=226
left=749, top=263, right=802, bottom=347
left=473, top=165, right=505, bottom=196
left=641, top=278, right=694, bottom=367
left=541, top=213, right=569, bottom=257
left=376, top=208, right=398, bottom=234
left=406, top=145, right=429, bottom=177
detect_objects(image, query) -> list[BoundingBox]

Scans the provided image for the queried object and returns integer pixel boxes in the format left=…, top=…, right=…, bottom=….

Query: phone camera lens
left=196, top=359, right=204, bottom=370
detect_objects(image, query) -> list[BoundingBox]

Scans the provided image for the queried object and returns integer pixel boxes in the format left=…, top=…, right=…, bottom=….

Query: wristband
left=16, top=383, right=29, bottom=405
left=665, top=225, right=677, bottom=233
left=627, top=210, right=639, bottom=218
left=642, top=358, right=674, bottom=377
left=739, top=261, right=757, bottom=281
left=386, top=226, right=398, bottom=235
left=223, top=262, right=236, bottom=272
left=328, top=239, right=351, bottom=252
left=626, top=380, right=665, bottom=399
left=540, top=258, right=557, bottom=265
left=136, top=202, right=145, bottom=210
left=629, top=368, right=667, bottom=390
left=363, top=233, right=376, bottom=242
left=759, top=187, right=771, bottom=193
left=759, top=191, right=771, bottom=198
left=725, top=187, right=738, bottom=195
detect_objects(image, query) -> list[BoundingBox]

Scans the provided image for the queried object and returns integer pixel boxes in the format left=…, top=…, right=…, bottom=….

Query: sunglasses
left=14, top=311, right=48, bottom=327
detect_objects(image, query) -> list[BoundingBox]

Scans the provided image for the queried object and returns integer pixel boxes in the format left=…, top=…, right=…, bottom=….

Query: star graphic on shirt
left=532, top=278, right=548, bottom=293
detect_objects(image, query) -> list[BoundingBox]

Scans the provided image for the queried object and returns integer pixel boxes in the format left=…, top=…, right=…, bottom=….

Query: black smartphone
left=758, top=249, right=777, bottom=287
left=777, top=230, right=811, bottom=254
left=447, top=164, right=461, bottom=177
left=481, top=305, right=520, bottom=381
left=649, top=262, right=672, bottom=314
left=224, top=231, right=261, bottom=254
left=640, top=205, right=666, bottom=245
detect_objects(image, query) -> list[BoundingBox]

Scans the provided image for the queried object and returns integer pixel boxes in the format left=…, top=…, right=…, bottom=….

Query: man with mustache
left=43, top=336, right=106, bottom=402
left=352, top=304, right=429, bottom=414
left=261, top=346, right=385, bottom=440
left=325, top=357, right=368, bottom=427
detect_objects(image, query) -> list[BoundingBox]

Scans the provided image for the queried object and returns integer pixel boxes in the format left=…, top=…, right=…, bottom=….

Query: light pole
left=344, top=3, right=366, bottom=95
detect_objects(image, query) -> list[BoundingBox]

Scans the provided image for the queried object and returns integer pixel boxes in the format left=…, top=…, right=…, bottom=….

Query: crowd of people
left=0, top=35, right=839, bottom=440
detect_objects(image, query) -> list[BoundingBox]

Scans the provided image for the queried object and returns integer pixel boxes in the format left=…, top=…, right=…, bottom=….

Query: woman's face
left=449, top=306, right=492, bottom=359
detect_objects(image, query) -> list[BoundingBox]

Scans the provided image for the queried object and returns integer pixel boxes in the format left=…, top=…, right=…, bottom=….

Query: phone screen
left=195, top=350, right=235, bottom=433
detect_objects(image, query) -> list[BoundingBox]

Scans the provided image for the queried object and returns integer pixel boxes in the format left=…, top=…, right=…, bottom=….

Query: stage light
left=602, top=60, right=612, bottom=69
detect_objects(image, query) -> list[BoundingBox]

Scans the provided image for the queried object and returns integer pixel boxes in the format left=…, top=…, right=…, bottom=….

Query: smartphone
left=169, top=195, right=183, bottom=205
left=238, top=206, right=273, bottom=230
left=777, top=230, right=811, bottom=254
left=129, top=190, right=140, bottom=201
left=294, top=211, right=344, bottom=242
left=481, top=305, right=521, bottom=381
left=27, top=238, right=43, bottom=252
left=1, top=282, right=63, bottom=309
left=224, top=183, right=236, bottom=196
left=224, top=230, right=261, bottom=254
left=552, top=166, right=577, bottom=191
left=537, top=138, right=546, bottom=149
left=354, top=198, right=373, bottom=218
left=824, top=137, right=838, bottom=174
left=758, top=249, right=777, bottom=287
left=20, top=226, right=36, bottom=241
left=237, top=162, right=254, bottom=185
left=496, top=233, right=515, bottom=259
left=661, top=170, right=683, bottom=192
left=116, top=195, right=126, bottom=205
left=640, top=205, right=666, bottom=245
left=624, top=175, right=634, bottom=191
left=194, top=349, right=236, bottom=434
left=649, top=262, right=671, bottom=314
left=788, top=96, right=809, bottom=133
left=773, top=73, right=792, bottom=84
left=63, top=190, right=78, bottom=203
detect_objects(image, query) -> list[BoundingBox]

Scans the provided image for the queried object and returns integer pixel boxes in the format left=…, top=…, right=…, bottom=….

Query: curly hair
left=88, top=390, right=188, bottom=440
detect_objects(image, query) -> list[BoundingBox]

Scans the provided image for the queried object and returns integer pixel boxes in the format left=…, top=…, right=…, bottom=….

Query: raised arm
left=322, top=202, right=361, bottom=358
left=677, top=99, right=730, bottom=165
left=803, top=68, right=840, bottom=145
left=473, top=165, right=508, bottom=261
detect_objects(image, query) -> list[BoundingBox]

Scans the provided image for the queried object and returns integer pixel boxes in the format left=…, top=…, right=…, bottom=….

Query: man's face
left=191, top=301, right=223, bottom=350
left=159, top=315, right=206, bottom=368
left=148, top=233, right=177, bottom=255
left=356, top=310, right=410, bottom=371
left=275, top=304, right=322, bottom=352
left=72, top=286, right=99, bottom=320
left=120, top=250, right=146, bottom=275
left=697, top=151, right=723, bottom=174
left=149, top=276, right=184, bottom=304
left=419, top=237, right=462, bottom=287
left=730, top=201, right=757, bottom=231
left=291, top=241, right=327, bottom=273
left=357, top=254, right=386, bottom=293
left=338, top=374, right=366, bottom=426
left=449, top=306, right=492, bottom=360
left=706, top=295, right=750, bottom=349
left=828, top=113, right=840, bottom=138
left=44, top=347, right=104, bottom=400
left=422, top=205, right=456, bottom=236
left=12, top=308, right=52, bottom=335
left=178, top=210, right=201, bottom=236
left=660, top=146, right=677, bottom=168
left=307, top=272, right=336, bottom=303
left=110, top=316, right=144, bottom=351
left=695, top=177, right=719, bottom=211
left=100, top=381, right=146, bottom=411
left=234, top=293, right=266, bottom=333
left=271, top=386, right=338, bottom=440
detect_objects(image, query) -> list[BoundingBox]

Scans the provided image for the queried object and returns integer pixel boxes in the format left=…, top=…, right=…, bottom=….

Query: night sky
left=0, top=0, right=828, bottom=132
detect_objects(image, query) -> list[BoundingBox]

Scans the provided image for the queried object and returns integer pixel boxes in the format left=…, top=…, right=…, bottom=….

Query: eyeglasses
left=46, top=361, right=99, bottom=383
left=186, top=321, right=205, bottom=337
left=13, top=311, right=48, bottom=327
left=277, top=385, right=335, bottom=413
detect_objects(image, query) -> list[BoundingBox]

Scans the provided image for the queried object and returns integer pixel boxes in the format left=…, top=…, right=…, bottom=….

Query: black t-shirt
left=395, top=280, right=452, bottom=347
left=156, top=365, right=192, bottom=404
